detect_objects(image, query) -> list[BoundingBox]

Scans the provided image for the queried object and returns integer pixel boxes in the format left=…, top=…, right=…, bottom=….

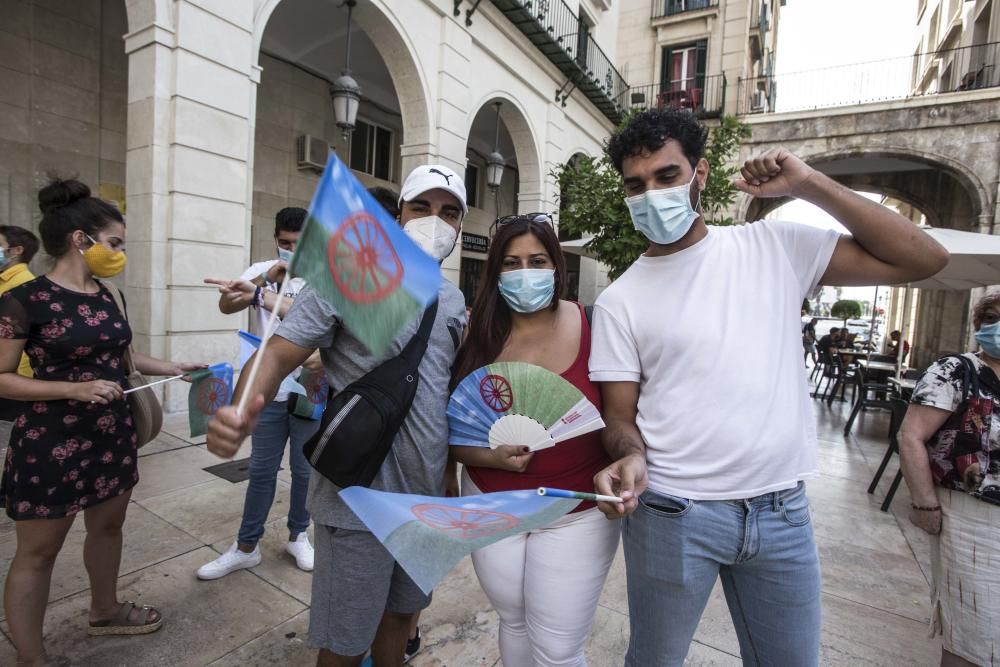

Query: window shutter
left=695, top=40, right=707, bottom=89
left=660, top=46, right=674, bottom=93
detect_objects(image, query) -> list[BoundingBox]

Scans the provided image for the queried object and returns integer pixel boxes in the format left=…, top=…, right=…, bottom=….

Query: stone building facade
left=0, top=0, right=625, bottom=409
left=615, top=0, right=782, bottom=119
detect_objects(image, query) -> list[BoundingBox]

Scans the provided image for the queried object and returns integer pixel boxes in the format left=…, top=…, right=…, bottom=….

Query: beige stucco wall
left=0, top=0, right=128, bottom=270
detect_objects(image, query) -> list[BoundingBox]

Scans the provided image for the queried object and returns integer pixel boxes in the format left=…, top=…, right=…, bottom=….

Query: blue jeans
left=623, top=482, right=821, bottom=667
left=237, top=400, right=319, bottom=547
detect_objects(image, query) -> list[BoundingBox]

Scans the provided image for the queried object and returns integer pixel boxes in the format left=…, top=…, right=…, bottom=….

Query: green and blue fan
left=447, top=362, right=604, bottom=451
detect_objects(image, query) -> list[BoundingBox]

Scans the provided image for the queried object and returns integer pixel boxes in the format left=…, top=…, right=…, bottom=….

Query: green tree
left=830, top=299, right=862, bottom=327
left=801, top=298, right=811, bottom=315
left=554, top=114, right=752, bottom=280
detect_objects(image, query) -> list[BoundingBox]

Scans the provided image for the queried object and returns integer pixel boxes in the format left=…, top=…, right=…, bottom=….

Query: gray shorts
left=309, top=524, right=431, bottom=656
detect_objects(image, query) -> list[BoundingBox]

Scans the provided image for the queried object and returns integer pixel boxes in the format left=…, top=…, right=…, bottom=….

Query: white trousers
left=463, top=469, right=621, bottom=666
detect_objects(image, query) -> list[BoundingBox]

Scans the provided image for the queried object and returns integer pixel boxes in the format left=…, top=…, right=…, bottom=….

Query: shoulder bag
left=102, top=282, right=163, bottom=447
left=303, top=300, right=438, bottom=488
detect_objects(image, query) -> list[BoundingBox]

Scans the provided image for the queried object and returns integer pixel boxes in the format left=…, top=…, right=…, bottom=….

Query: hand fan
left=447, top=362, right=604, bottom=451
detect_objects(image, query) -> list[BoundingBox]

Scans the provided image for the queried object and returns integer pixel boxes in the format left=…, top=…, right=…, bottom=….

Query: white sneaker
left=286, top=533, right=314, bottom=572
left=196, top=542, right=261, bottom=580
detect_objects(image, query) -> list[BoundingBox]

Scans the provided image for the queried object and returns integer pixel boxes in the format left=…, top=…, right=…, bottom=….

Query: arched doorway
left=754, top=144, right=989, bottom=370
left=250, top=0, right=432, bottom=265
left=458, top=97, right=543, bottom=305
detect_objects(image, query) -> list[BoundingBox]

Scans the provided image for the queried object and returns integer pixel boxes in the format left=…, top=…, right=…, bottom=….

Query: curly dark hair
left=606, top=109, right=708, bottom=174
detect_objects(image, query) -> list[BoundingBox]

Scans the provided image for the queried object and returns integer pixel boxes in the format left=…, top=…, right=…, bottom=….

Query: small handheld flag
left=188, top=363, right=234, bottom=437
left=237, top=330, right=261, bottom=369
left=339, top=487, right=579, bottom=594
left=287, top=367, right=329, bottom=420
left=289, top=154, right=441, bottom=355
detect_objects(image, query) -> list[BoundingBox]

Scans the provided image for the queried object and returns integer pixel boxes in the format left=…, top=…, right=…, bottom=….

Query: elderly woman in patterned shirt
left=898, top=291, right=1000, bottom=667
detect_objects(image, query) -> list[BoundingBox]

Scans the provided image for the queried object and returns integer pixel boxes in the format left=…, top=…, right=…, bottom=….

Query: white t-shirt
left=240, top=259, right=307, bottom=402
left=589, top=220, right=841, bottom=500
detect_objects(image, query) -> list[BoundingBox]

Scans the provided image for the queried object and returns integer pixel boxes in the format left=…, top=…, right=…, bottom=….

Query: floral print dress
left=0, top=277, right=137, bottom=520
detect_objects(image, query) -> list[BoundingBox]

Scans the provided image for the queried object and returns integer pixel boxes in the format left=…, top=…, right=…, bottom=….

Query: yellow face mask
left=81, top=234, right=126, bottom=278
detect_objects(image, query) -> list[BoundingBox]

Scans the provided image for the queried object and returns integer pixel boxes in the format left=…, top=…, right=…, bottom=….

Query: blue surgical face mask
left=625, top=171, right=701, bottom=245
left=0, top=247, right=7, bottom=267
left=976, top=322, right=1000, bottom=358
left=277, top=247, right=293, bottom=263
left=498, top=269, right=555, bottom=314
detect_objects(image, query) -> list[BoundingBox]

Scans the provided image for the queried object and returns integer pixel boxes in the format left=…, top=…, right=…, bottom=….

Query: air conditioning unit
left=296, top=134, right=332, bottom=172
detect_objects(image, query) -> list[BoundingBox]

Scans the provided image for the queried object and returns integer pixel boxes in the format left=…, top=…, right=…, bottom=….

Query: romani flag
left=289, top=154, right=441, bottom=354
left=188, top=363, right=234, bottom=437
left=339, top=487, right=579, bottom=594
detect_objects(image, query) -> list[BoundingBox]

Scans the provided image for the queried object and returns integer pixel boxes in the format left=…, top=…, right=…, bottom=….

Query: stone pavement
left=0, top=400, right=942, bottom=666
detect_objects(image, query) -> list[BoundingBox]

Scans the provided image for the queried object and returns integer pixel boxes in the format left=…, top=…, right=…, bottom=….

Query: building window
left=661, top=40, right=707, bottom=92
left=465, top=163, right=480, bottom=209
left=663, top=0, right=712, bottom=15
left=349, top=119, right=393, bottom=181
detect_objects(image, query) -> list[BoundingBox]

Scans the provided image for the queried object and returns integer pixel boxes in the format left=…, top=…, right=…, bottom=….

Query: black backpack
left=303, top=301, right=438, bottom=488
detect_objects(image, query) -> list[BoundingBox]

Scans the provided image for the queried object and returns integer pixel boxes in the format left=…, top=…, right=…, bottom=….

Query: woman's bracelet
left=251, top=286, right=262, bottom=308
left=911, top=503, right=941, bottom=512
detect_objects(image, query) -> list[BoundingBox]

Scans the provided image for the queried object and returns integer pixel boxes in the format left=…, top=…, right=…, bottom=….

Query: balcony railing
left=651, top=0, right=719, bottom=20
left=621, top=74, right=726, bottom=118
left=737, top=40, right=1000, bottom=115
left=488, top=0, right=629, bottom=123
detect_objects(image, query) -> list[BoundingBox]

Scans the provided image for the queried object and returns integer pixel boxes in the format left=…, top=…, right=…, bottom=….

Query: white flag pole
left=123, top=374, right=185, bottom=395
left=236, top=272, right=291, bottom=415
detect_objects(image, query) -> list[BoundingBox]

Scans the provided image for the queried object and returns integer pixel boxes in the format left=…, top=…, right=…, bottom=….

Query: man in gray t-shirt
left=206, top=164, right=468, bottom=665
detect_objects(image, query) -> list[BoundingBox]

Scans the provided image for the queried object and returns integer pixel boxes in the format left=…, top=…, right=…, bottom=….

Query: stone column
left=124, top=1, right=257, bottom=411
left=429, top=15, right=473, bottom=287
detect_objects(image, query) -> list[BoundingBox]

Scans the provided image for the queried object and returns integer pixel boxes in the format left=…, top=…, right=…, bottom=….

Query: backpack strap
left=97, top=281, right=139, bottom=375
left=399, top=300, right=439, bottom=366
left=100, top=280, right=128, bottom=321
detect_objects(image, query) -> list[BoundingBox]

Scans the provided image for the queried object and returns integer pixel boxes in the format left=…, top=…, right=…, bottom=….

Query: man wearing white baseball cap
left=396, top=164, right=467, bottom=264
left=206, top=163, right=468, bottom=666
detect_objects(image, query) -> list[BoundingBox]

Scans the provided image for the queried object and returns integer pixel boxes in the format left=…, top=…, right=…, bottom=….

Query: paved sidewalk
left=0, top=400, right=941, bottom=666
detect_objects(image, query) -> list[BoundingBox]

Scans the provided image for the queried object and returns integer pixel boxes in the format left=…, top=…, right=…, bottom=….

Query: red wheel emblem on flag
left=411, top=504, right=519, bottom=539
left=479, top=374, right=513, bottom=412
left=195, top=378, right=228, bottom=415
left=307, top=376, right=328, bottom=404
left=327, top=212, right=404, bottom=304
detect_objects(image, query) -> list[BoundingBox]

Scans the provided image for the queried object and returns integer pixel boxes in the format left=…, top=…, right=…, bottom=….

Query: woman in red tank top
left=449, top=214, right=619, bottom=666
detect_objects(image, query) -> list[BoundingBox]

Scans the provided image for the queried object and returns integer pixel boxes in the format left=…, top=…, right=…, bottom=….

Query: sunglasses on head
left=489, top=212, right=554, bottom=236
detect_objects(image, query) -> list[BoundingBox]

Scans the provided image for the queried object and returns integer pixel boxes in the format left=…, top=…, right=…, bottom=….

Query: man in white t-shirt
left=197, top=207, right=322, bottom=580
left=588, top=109, right=948, bottom=667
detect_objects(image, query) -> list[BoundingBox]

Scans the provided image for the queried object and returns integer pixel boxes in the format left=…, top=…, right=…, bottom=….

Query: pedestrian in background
left=0, top=179, right=203, bottom=665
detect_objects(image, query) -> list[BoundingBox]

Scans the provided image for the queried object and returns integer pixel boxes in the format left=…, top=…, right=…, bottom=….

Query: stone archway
left=466, top=93, right=544, bottom=214
left=736, top=147, right=987, bottom=230
left=253, top=0, right=433, bottom=155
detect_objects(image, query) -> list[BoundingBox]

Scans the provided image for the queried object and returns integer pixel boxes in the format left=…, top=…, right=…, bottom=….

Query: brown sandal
left=88, top=601, right=163, bottom=636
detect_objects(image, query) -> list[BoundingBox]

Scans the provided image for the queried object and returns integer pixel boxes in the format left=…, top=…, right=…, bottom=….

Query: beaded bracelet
left=911, top=503, right=941, bottom=512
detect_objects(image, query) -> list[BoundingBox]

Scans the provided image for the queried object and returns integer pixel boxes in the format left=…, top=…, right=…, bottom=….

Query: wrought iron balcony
left=737, top=40, right=1000, bottom=115
left=621, top=74, right=727, bottom=119
left=651, top=0, right=719, bottom=21
left=484, top=0, right=629, bottom=123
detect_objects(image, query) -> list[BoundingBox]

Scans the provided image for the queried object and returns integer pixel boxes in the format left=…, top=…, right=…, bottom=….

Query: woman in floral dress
left=0, top=179, right=203, bottom=666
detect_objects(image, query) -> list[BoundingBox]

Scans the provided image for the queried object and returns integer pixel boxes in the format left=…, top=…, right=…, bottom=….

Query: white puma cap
left=398, top=164, right=468, bottom=215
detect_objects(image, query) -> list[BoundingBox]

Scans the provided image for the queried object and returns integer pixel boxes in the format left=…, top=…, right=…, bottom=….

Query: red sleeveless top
left=466, top=303, right=610, bottom=512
